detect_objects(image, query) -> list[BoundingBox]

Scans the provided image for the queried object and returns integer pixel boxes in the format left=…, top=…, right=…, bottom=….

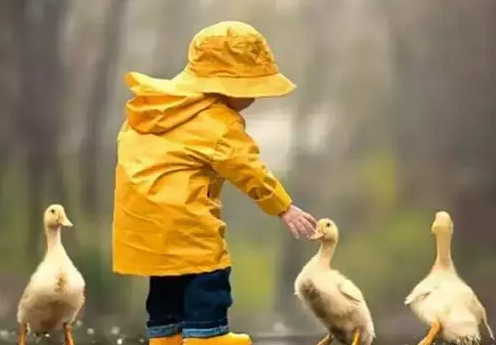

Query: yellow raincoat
left=113, top=21, right=296, bottom=276
left=112, top=73, right=293, bottom=276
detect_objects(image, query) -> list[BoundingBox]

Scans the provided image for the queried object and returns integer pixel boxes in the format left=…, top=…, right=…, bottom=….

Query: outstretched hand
left=279, top=205, right=317, bottom=239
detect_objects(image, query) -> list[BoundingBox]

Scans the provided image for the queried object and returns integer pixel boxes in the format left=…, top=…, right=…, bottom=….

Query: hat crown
left=186, top=21, right=278, bottom=78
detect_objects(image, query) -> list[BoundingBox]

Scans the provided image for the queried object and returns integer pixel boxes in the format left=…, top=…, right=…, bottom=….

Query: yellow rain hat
left=172, top=21, right=296, bottom=98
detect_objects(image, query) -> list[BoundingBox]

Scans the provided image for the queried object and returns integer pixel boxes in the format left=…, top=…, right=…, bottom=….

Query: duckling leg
left=418, top=321, right=441, bottom=345
left=63, top=323, right=75, bottom=345
left=350, top=330, right=360, bottom=345
left=316, top=333, right=334, bottom=345
left=18, top=324, right=27, bottom=345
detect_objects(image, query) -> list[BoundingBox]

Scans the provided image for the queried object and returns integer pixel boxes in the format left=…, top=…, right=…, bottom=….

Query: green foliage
left=358, top=149, right=397, bottom=217
left=334, top=208, right=432, bottom=308
left=1, top=159, right=30, bottom=270
left=228, top=231, right=279, bottom=312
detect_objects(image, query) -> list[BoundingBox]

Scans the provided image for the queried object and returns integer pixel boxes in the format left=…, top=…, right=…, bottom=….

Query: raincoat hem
left=112, top=260, right=232, bottom=277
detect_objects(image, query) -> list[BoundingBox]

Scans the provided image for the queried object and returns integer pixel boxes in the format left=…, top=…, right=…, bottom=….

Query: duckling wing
left=338, top=279, right=364, bottom=303
left=405, top=279, right=436, bottom=305
left=467, top=292, right=485, bottom=318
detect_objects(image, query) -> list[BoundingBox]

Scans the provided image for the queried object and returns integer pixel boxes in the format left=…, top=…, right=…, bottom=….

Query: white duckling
left=17, top=204, right=85, bottom=345
left=405, top=211, right=494, bottom=345
left=295, top=218, right=375, bottom=345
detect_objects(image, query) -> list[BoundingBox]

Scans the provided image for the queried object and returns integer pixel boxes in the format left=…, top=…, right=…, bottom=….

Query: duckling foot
left=316, top=333, right=334, bottom=345
left=350, top=330, right=360, bottom=345
left=18, top=324, right=27, bottom=345
left=418, top=321, right=441, bottom=345
left=64, top=323, right=75, bottom=345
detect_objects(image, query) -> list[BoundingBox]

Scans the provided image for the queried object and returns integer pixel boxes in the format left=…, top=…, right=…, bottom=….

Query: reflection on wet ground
left=0, top=330, right=481, bottom=345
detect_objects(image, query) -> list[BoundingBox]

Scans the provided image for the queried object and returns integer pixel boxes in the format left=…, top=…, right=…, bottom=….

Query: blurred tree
left=384, top=0, right=496, bottom=306
left=152, top=0, right=194, bottom=76
left=0, top=0, right=16, bottom=207
left=80, top=0, right=129, bottom=219
left=77, top=0, right=129, bottom=317
left=10, top=0, right=68, bottom=263
left=275, top=0, right=333, bottom=329
left=384, top=0, right=496, bottom=239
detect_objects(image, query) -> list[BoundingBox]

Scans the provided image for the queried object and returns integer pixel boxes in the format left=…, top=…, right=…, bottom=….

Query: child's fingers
left=303, top=212, right=317, bottom=226
left=288, top=222, right=300, bottom=239
left=297, top=218, right=315, bottom=238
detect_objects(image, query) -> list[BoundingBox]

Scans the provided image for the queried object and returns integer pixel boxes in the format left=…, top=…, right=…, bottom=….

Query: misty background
left=1, top=0, right=496, bottom=343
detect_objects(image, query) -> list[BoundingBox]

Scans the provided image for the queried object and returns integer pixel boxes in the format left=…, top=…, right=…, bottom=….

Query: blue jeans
left=146, top=268, right=232, bottom=339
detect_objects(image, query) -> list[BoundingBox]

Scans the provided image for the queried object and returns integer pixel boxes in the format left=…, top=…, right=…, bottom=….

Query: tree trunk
left=10, top=0, right=67, bottom=263
left=152, top=0, right=194, bottom=76
left=0, top=0, right=17, bottom=208
left=275, top=0, right=331, bottom=330
left=80, top=0, right=128, bottom=219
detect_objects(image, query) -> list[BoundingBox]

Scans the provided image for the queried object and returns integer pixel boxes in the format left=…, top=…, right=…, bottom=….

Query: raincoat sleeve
left=211, top=119, right=292, bottom=216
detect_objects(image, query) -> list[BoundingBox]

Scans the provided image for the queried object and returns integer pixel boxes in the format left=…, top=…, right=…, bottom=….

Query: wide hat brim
left=171, top=69, right=296, bottom=98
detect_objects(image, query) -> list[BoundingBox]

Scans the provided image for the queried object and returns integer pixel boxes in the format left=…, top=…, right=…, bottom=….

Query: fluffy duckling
left=405, top=211, right=494, bottom=345
left=295, top=218, right=375, bottom=345
left=17, top=204, right=85, bottom=345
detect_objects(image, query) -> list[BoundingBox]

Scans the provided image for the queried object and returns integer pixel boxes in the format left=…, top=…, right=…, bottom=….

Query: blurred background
left=1, top=0, right=496, bottom=343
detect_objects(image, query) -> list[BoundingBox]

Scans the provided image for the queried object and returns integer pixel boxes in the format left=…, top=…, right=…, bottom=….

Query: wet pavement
left=0, top=327, right=491, bottom=345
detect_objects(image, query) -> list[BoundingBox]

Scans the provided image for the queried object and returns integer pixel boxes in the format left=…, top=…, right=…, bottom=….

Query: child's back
left=115, top=77, right=261, bottom=276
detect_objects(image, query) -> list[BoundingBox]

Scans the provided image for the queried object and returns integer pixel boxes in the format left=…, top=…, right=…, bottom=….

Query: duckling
left=295, top=218, right=375, bottom=345
left=17, top=204, right=85, bottom=345
left=405, top=211, right=494, bottom=345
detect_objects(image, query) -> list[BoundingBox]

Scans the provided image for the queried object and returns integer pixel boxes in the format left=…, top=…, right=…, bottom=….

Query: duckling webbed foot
left=350, top=330, right=360, bottom=345
left=316, top=333, right=334, bottom=345
left=18, top=324, right=27, bottom=345
left=418, top=321, right=441, bottom=345
left=63, top=323, right=75, bottom=345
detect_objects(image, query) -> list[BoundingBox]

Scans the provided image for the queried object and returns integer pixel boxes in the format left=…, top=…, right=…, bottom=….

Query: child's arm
left=211, top=119, right=292, bottom=216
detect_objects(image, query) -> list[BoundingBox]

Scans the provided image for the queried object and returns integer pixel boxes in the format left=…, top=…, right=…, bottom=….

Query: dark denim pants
left=146, top=268, right=232, bottom=339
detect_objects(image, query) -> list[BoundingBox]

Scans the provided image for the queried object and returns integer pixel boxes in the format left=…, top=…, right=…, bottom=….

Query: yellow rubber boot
left=150, top=334, right=183, bottom=345
left=183, top=333, right=252, bottom=345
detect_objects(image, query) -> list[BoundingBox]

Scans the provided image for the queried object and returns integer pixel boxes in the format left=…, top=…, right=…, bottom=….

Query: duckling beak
left=431, top=211, right=453, bottom=233
left=308, top=231, right=324, bottom=241
left=59, top=216, right=73, bottom=227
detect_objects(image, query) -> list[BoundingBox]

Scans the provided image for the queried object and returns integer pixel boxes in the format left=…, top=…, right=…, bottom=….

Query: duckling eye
left=326, top=222, right=331, bottom=227
left=49, top=209, right=56, bottom=214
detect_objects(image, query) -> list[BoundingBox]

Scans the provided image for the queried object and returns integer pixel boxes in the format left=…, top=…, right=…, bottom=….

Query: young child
left=112, top=21, right=317, bottom=345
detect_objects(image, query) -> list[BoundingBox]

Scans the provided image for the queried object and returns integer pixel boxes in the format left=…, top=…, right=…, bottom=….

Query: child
left=112, top=21, right=317, bottom=345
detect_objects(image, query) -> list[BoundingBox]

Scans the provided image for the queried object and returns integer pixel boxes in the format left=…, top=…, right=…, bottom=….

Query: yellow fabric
left=171, top=21, right=296, bottom=98
left=112, top=72, right=293, bottom=276
left=183, top=333, right=251, bottom=345
left=149, top=335, right=182, bottom=345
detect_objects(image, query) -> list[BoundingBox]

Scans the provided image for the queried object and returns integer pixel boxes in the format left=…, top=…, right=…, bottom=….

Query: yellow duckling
left=17, top=204, right=85, bottom=345
left=405, top=211, right=494, bottom=345
left=295, top=218, right=375, bottom=345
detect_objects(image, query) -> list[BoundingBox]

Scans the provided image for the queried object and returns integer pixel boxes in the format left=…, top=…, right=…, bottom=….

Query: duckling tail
left=479, top=306, right=495, bottom=341
left=484, top=317, right=494, bottom=340
left=54, top=272, right=68, bottom=293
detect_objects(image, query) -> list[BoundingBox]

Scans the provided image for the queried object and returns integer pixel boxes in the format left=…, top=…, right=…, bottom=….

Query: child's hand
left=279, top=205, right=317, bottom=239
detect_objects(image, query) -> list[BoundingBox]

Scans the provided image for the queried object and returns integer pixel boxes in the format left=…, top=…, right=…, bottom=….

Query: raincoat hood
left=124, top=72, right=217, bottom=134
